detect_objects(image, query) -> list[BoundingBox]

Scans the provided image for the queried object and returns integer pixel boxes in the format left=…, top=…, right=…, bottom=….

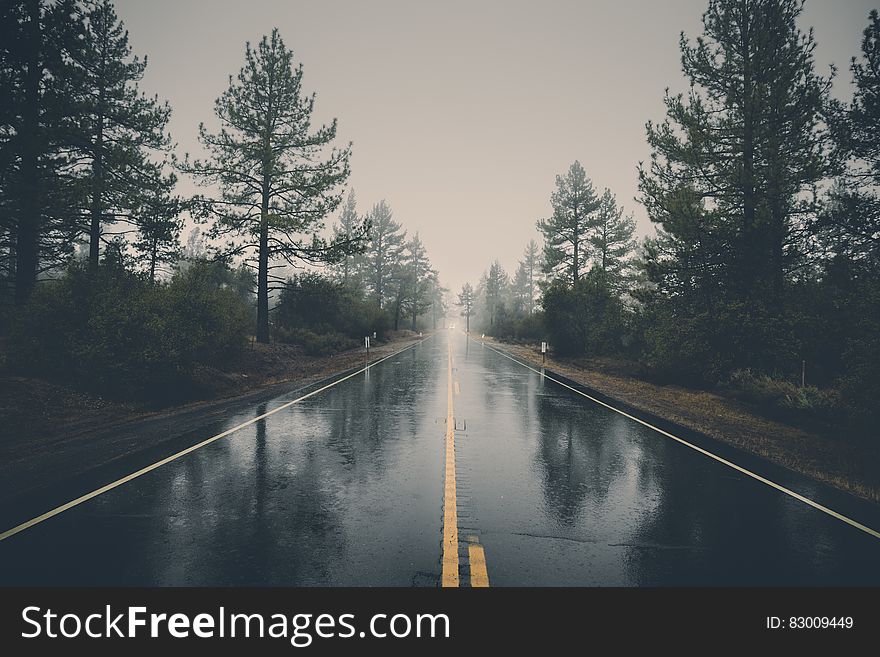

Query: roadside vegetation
left=464, top=2, right=880, bottom=436
left=0, top=1, right=444, bottom=405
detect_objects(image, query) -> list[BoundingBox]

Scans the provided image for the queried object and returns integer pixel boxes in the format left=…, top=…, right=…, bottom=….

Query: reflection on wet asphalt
left=0, top=331, right=878, bottom=585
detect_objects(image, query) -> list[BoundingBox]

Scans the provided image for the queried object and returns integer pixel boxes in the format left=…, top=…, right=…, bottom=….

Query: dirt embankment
left=484, top=337, right=880, bottom=503
left=0, top=331, right=425, bottom=453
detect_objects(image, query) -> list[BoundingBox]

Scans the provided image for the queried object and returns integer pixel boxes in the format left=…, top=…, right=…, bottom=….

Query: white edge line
left=0, top=337, right=428, bottom=542
left=475, top=336, right=880, bottom=541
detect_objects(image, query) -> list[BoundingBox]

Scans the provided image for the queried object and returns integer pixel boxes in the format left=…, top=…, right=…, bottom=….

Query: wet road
left=1, top=330, right=879, bottom=585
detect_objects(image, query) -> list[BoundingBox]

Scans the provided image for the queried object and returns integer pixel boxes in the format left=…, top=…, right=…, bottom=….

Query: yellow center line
left=468, top=541, right=490, bottom=587
left=441, top=337, right=459, bottom=587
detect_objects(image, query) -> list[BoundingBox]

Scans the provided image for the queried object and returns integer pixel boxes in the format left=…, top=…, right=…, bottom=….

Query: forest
left=0, top=1, right=443, bottom=401
left=463, top=2, right=880, bottom=430
left=2, top=0, right=879, bottom=433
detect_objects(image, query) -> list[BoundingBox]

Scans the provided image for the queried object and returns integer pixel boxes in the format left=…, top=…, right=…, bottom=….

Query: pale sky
left=114, top=0, right=876, bottom=295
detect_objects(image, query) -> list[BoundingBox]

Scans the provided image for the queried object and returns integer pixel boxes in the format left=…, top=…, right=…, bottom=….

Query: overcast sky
left=114, top=0, right=876, bottom=295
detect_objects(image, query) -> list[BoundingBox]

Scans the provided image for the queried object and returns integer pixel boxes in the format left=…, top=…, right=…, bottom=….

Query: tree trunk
left=149, top=237, right=157, bottom=284
left=89, top=99, right=105, bottom=271
left=14, top=0, right=41, bottom=305
left=256, top=199, right=270, bottom=343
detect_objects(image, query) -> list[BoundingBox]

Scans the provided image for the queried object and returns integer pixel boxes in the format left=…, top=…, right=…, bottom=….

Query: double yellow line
left=442, top=334, right=489, bottom=587
left=442, top=338, right=459, bottom=586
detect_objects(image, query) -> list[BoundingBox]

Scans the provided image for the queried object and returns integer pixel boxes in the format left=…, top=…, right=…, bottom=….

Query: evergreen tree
left=637, top=0, right=833, bottom=375
left=184, top=28, right=356, bottom=342
left=824, top=9, right=880, bottom=261
left=522, top=238, right=540, bottom=314
left=537, top=161, right=600, bottom=287
left=457, top=282, right=475, bottom=333
left=132, top=166, right=185, bottom=283
left=483, top=260, right=508, bottom=329
left=639, top=0, right=832, bottom=301
left=511, top=260, right=529, bottom=315
left=361, top=199, right=406, bottom=309
left=428, top=272, right=447, bottom=330
left=0, top=0, right=82, bottom=304
left=401, top=232, right=431, bottom=331
left=330, top=189, right=367, bottom=289
left=591, top=188, right=637, bottom=290
left=69, top=0, right=173, bottom=272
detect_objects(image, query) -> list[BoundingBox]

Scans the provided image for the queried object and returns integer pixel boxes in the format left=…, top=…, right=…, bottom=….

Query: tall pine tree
left=637, top=0, right=833, bottom=374
left=361, top=199, right=406, bottom=309
left=591, top=188, right=636, bottom=290
left=401, top=232, right=431, bottom=331
left=1, top=0, right=82, bottom=304
left=330, top=189, right=368, bottom=289
left=132, top=166, right=185, bottom=283
left=639, top=0, right=832, bottom=301
left=185, top=28, right=354, bottom=342
left=457, top=282, right=475, bottom=333
left=69, top=0, right=172, bottom=272
left=825, top=9, right=880, bottom=261
left=537, top=161, right=600, bottom=287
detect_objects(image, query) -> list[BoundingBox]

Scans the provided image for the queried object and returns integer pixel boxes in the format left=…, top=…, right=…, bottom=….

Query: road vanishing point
left=1, top=330, right=879, bottom=586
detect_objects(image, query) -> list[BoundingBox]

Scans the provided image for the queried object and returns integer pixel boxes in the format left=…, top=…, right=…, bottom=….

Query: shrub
left=9, top=261, right=251, bottom=402
left=274, top=273, right=390, bottom=341
left=542, top=272, right=627, bottom=357
left=728, top=369, right=842, bottom=425
left=274, top=327, right=357, bottom=356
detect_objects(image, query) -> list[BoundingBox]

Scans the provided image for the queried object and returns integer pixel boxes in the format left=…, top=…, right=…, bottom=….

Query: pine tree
left=69, top=0, right=172, bottom=272
left=522, top=238, right=540, bottom=314
left=591, top=188, right=636, bottom=290
left=637, top=0, right=834, bottom=375
left=1, top=0, right=82, bottom=304
left=428, top=272, right=447, bottom=330
left=402, top=232, right=431, bottom=331
left=361, top=199, right=406, bottom=309
left=638, top=0, right=832, bottom=302
left=537, top=161, right=600, bottom=287
left=330, top=189, right=367, bottom=289
left=184, top=28, right=355, bottom=342
left=484, top=260, right=508, bottom=329
left=511, top=260, right=529, bottom=315
left=824, top=9, right=880, bottom=261
left=457, top=282, right=475, bottom=333
left=132, top=166, right=185, bottom=283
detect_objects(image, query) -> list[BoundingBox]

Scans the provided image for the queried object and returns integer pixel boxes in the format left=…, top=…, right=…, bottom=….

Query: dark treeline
left=279, top=192, right=446, bottom=356
left=0, top=1, right=442, bottom=401
left=466, top=1, right=880, bottom=428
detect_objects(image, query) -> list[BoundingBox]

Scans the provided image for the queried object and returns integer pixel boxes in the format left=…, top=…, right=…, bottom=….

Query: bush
left=274, top=273, right=390, bottom=341
left=728, top=369, right=843, bottom=425
left=542, top=272, right=627, bottom=357
left=492, top=309, right=545, bottom=342
left=274, top=327, right=357, bottom=356
left=9, top=261, right=251, bottom=402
